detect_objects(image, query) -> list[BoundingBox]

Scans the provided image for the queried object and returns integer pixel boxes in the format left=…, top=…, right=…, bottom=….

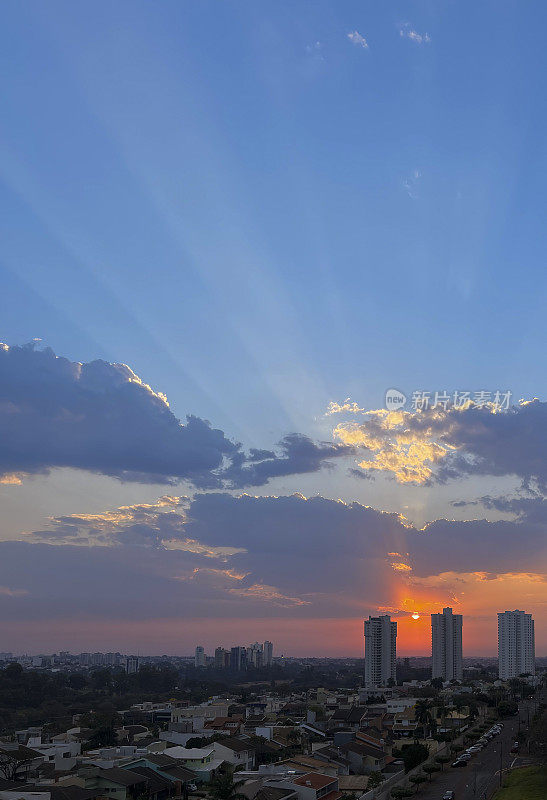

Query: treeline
left=0, top=662, right=182, bottom=734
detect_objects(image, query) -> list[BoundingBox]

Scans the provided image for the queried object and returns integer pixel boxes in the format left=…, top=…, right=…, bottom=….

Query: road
left=416, top=693, right=543, bottom=800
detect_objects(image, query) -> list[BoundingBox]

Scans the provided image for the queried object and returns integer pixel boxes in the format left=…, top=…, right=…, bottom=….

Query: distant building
left=247, top=642, right=263, bottom=668
left=194, top=646, right=206, bottom=668
left=498, top=610, right=535, bottom=680
left=364, top=615, right=397, bottom=687
left=263, top=640, right=274, bottom=666
left=214, top=647, right=226, bottom=668
left=230, top=646, right=247, bottom=671
left=125, top=656, right=139, bottom=674
left=431, top=607, right=463, bottom=681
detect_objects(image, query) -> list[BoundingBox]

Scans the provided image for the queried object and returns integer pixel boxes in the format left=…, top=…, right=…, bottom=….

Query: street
left=415, top=694, right=543, bottom=800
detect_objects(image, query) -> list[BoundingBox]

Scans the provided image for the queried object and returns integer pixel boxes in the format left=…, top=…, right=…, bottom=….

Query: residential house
left=337, top=776, right=370, bottom=797
left=338, top=741, right=387, bottom=773
left=0, top=743, right=45, bottom=782
left=213, top=739, right=255, bottom=770
left=278, top=772, right=342, bottom=800
left=203, top=717, right=243, bottom=737
left=161, top=746, right=222, bottom=782
left=77, top=766, right=148, bottom=800
left=328, top=708, right=365, bottom=733
left=311, top=747, right=350, bottom=777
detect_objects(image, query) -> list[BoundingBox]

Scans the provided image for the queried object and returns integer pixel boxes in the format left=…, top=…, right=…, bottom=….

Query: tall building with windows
left=230, top=646, right=247, bottom=670
left=263, top=640, right=274, bottom=666
left=214, top=647, right=226, bottom=668
left=194, top=645, right=206, bottom=668
left=498, top=610, right=535, bottom=680
left=431, top=607, right=463, bottom=681
left=364, top=615, right=397, bottom=687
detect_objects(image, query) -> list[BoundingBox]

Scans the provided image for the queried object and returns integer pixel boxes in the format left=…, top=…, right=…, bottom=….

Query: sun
left=411, top=612, right=420, bottom=620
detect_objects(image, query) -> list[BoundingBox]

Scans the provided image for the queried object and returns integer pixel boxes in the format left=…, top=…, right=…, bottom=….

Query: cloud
left=6, top=491, right=544, bottom=631
left=221, top=433, right=354, bottom=487
left=333, top=400, right=547, bottom=489
left=403, top=169, right=422, bottom=200
left=347, top=31, right=369, bottom=49
left=0, top=343, right=353, bottom=489
left=0, top=586, right=29, bottom=597
left=325, top=398, right=365, bottom=416
left=399, top=23, right=431, bottom=44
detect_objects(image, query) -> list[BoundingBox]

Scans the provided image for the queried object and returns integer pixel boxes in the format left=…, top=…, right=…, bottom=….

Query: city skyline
left=1, top=2, right=547, bottom=657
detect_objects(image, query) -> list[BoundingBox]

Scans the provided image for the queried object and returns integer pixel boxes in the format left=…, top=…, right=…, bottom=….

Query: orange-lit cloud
left=333, top=408, right=453, bottom=483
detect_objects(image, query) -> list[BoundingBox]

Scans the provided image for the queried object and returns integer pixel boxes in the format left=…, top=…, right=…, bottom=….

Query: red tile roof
left=293, top=773, right=336, bottom=790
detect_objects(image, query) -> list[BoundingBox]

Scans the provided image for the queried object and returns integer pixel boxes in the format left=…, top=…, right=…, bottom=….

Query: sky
left=1, top=0, right=547, bottom=657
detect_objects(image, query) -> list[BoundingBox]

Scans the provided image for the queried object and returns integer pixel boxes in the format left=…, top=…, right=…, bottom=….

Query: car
left=452, top=759, right=467, bottom=767
left=468, top=746, right=481, bottom=752
left=511, top=742, right=519, bottom=753
left=187, top=785, right=198, bottom=792
left=443, top=792, right=456, bottom=800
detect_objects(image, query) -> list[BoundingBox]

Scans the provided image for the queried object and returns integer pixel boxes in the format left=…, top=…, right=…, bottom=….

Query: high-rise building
left=364, top=615, right=397, bottom=687
left=498, top=610, right=535, bottom=680
left=214, top=647, right=226, bottom=668
left=431, top=607, right=463, bottom=681
left=247, top=642, right=263, bottom=668
left=194, top=645, right=206, bottom=668
left=125, top=656, right=139, bottom=674
left=230, top=646, right=247, bottom=670
left=263, top=640, right=274, bottom=666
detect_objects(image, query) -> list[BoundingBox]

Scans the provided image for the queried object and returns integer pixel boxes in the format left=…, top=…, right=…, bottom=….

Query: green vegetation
left=493, top=766, right=547, bottom=800
left=392, top=743, right=429, bottom=773
left=209, top=768, right=247, bottom=800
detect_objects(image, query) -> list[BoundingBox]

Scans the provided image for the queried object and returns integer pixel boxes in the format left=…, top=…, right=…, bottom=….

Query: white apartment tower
left=431, top=607, right=463, bottom=681
left=194, top=645, right=206, bottom=668
left=364, top=614, right=397, bottom=687
left=498, top=610, right=535, bottom=680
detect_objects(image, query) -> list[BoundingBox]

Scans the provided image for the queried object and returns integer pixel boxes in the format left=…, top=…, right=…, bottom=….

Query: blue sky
left=1, top=1, right=547, bottom=654
left=3, top=0, right=547, bottom=436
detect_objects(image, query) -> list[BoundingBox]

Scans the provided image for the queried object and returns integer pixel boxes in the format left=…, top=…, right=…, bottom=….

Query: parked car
left=442, top=792, right=456, bottom=800
left=510, top=742, right=519, bottom=753
left=452, top=759, right=467, bottom=767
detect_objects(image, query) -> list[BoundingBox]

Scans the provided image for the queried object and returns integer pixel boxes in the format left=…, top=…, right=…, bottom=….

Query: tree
left=435, top=701, right=448, bottom=728
left=409, top=773, right=427, bottom=790
left=0, top=747, right=36, bottom=782
left=497, top=700, right=518, bottom=717
left=422, top=764, right=440, bottom=781
left=414, top=700, right=433, bottom=739
left=435, top=754, right=451, bottom=771
left=209, top=768, right=248, bottom=800
left=366, top=772, right=385, bottom=789
left=87, top=726, right=118, bottom=748
left=390, top=789, right=414, bottom=799
left=393, top=743, right=429, bottom=773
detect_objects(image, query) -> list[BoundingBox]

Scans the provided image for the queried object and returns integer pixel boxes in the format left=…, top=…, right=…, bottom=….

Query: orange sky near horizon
left=0, top=601, right=543, bottom=657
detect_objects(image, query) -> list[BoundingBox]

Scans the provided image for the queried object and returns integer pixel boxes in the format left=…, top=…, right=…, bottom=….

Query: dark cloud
left=451, top=492, right=547, bottom=524
left=6, top=491, right=543, bottom=626
left=0, top=344, right=353, bottom=488
left=221, top=434, right=354, bottom=487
